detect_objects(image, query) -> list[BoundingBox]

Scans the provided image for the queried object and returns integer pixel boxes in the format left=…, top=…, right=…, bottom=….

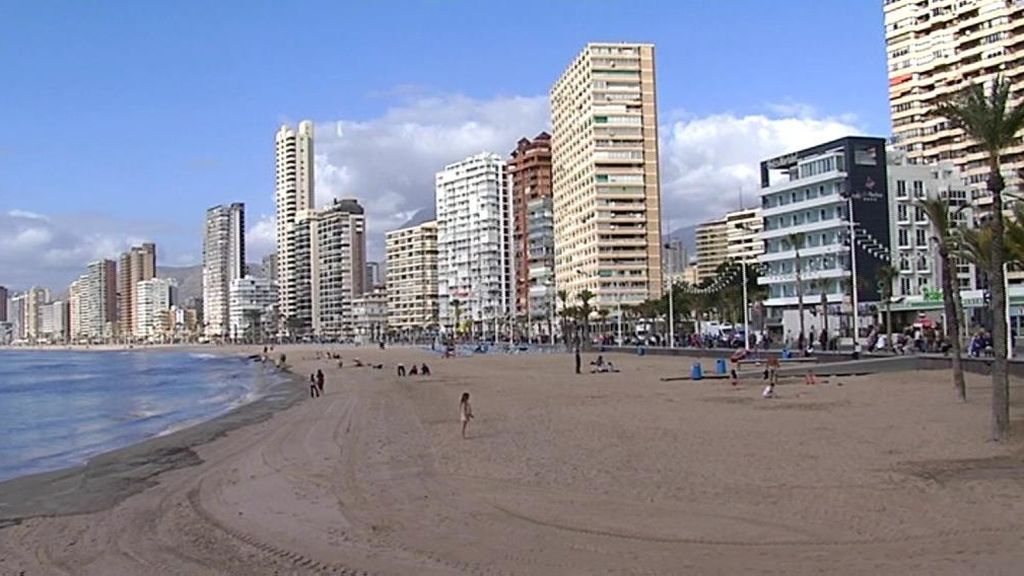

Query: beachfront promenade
left=1, top=345, right=1022, bottom=575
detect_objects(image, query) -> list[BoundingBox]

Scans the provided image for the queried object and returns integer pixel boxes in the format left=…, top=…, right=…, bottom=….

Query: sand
left=1, top=345, right=1023, bottom=575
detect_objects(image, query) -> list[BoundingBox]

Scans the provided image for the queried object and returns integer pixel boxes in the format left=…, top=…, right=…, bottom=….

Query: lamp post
left=733, top=223, right=757, bottom=352
left=847, top=194, right=860, bottom=352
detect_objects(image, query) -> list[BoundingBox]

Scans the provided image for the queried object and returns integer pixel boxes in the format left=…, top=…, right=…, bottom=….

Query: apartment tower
left=275, top=121, right=315, bottom=336
left=0, top=285, right=8, bottom=323
left=79, top=260, right=117, bottom=339
left=436, top=153, right=513, bottom=336
left=508, top=132, right=555, bottom=333
left=884, top=0, right=1024, bottom=199
left=118, top=242, right=157, bottom=338
left=311, top=198, right=366, bottom=339
left=695, top=217, right=728, bottom=283
left=386, top=220, right=439, bottom=333
left=550, top=42, right=663, bottom=310
left=203, top=203, right=246, bottom=338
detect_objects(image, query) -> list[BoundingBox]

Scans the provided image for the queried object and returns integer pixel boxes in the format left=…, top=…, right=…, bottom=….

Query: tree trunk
left=989, top=165, right=1010, bottom=440
left=939, top=244, right=966, bottom=401
left=795, top=251, right=805, bottom=349
left=885, top=301, right=892, bottom=354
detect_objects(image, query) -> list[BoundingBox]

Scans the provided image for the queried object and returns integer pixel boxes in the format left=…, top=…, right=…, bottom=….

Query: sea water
left=0, top=350, right=285, bottom=482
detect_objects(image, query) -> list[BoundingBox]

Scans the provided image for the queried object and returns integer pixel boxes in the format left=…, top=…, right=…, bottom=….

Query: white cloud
left=314, top=93, right=860, bottom=257
left=0, top=211, right=168, bottom=290
left=314, top=93, right=550, bottom=260
left=659, top=112, right=860, bottom=231
left=246, top=214, right=276, bottom=259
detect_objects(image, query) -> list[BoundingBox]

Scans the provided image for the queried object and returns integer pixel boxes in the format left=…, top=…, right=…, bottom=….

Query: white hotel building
left=757, top=137, right=891, bottom=339
left=435, top=153, right=513, bottom=336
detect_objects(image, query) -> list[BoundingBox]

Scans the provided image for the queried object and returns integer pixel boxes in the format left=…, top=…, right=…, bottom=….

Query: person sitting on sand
left=459, top=392, right=474, bottom=439
left=354, top=358, right=364, bottom=367
left=372, top=363, right=383, bottom=369
left=309, top=373, right=320, bottom=398
left=421, top=363, right=431, bottom=376
left=409, top=364, right=419, bottom=376
left=397, top=363, right=406, bottom=377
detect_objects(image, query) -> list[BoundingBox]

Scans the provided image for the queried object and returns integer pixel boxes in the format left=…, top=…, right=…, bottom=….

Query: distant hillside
left=666, top=225, right=697, bottom=262
left=158, top=262, right=264, bottom=304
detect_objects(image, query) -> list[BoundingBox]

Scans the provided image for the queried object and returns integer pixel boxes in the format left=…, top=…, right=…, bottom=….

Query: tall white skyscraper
left=203, top=203, right=246, bottom=338
left=275, top=121, right=315, bottom=336
left=551, top=43, right=663, bottom=310
left=136, top=278, right=178, bottom=339
left=435, top=152, right=513, bottom=336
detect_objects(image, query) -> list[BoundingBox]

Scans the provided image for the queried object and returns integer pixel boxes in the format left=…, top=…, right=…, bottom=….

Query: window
left=898, top=229, right=910, bottom=247
left=897, top=204, right=909, bottom=221
left=916, top=229, right=927, bottom=247
left=896, top=180, right=907, bottom=198
left=900, top=278, right=912, bottom=296
left=913, top=181, right=925, bottom=198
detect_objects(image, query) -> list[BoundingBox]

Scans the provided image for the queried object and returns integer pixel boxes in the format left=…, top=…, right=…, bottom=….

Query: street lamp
left=663, top=243, right=680, bottom=348
left=845, top=193, right=861, bottom=353
left=734, top=223, right=756, bottom=352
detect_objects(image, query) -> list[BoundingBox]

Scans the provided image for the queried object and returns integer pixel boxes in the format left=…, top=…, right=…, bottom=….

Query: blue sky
left=0, top=1, right=889, bottom=289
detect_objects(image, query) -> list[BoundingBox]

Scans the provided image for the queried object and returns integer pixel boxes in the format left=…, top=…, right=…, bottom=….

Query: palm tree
left=935, top=77, right=1024, bottom=440
left=578, top=289, right=596, bottom=348
left=876, top=264, right=898, bottom=355
left=787, top=232, right=807, bottom=349
left=916, top=198, right=966, bottom=400
left=450, top=298, right=462, bottom=340
left=557, top=290, right=569, bottom=350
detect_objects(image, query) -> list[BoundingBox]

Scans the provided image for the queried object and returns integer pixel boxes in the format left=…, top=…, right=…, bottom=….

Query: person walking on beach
left=316, top=369, right=325, bottom=394
left=459, top=392, right=474, bottom=439
left=574, top=344, right=581, bottom=375
left=309, top=373, right=320, bottom=398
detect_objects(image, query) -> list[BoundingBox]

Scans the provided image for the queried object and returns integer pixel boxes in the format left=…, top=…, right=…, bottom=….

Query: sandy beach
left=1, top=345, right=1023, bottom=575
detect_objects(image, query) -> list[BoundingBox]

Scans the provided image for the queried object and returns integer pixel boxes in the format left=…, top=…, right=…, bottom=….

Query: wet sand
left=1, top=345, right=1023, bottom=575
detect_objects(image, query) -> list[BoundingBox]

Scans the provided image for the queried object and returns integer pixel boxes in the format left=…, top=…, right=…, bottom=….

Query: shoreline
left=0, top=350, right=306, bottom=527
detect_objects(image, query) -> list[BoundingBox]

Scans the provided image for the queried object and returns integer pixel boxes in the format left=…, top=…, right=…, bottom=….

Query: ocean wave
left=189, top=353, right=220, bottom=360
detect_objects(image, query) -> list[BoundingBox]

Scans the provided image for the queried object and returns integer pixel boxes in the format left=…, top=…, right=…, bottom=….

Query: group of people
left=396, top=363, right=431, bottom=377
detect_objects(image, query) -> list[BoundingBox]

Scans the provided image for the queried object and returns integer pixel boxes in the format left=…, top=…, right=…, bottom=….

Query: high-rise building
left=68, top=277, right=85, bottom=341
left=364, top=261, right=382, bottom=292
left=887, top=149, right=977, bottom=296
left=203, top=203, right=246, bottom=338
left=262, top=252, right=278, bottom=282
left=436, top=153, right=513, bottom=336
left=8, top=293, right=27, bottom=341
left=311, top=198, right=366, bottom=339
left=136, top=278, right=178, bottom=339
left=386, top=220, right=439, bottom=333
left=725, top=208, right=764, bottom=263
left=24, top=287, right=50, bottom=340
left=78, top=260, right=117, bottom=339
left=229, top=276, right=277, bottom=341
left=551, top=42, right=663, bottom=310
left=508, top=132, right=555, bottom=334
left=275, top=121, right=315, bottom=336
left=118, top=243, right=157, bottom=337
left=663, top=239, right=687, bottom=277
left=40, top=300, right=68, bottom=342
left=756, top=137, right=891, bottom=338
left=0, top=285, right=8, bottom=323
left=695, top=217, right=728, bottom=282
left=884, top=0, right=1024, bottom=201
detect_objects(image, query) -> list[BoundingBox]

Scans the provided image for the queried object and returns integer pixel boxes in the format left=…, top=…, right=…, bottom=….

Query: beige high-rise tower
left=550, top=43, right=663, bottom=311
left=117, top=242, right=156, bottom=337
left=884, top=0, right=1024, bottom=200
left=275, top=121, right=315, bottom=336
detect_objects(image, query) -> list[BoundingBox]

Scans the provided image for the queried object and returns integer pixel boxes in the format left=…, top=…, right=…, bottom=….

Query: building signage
left=849, top=176, right=884, bottom=203
left=765, top=152, right=799, bottom=169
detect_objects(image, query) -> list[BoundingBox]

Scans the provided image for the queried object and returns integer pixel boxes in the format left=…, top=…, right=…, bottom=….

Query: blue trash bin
left=691, top=362, right=703, bottom=380
left=637, top=345, right=645, bottom=356
left=782, top=349, right=792, bottom=359
left=715, top=358, right=727, bottom=374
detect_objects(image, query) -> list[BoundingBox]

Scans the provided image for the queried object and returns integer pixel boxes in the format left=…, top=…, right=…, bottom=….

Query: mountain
left=158, top=263, right=264, bottom=305
left=665, top=224, right=698, bottom=262
left=398, top=207, right=435, bottom=229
